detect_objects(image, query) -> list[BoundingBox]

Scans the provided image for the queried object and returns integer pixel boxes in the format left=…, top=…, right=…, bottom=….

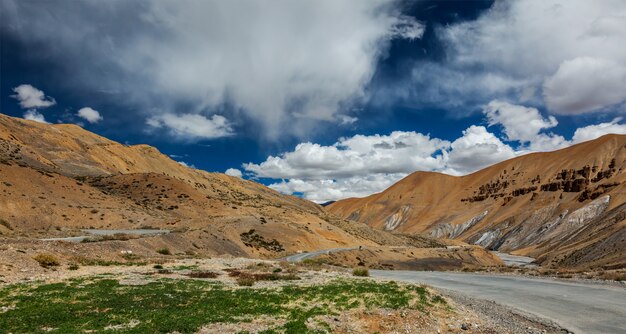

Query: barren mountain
left=328, top=134, right=626, bottom=269
left=0, top=113, right=443, bottom=262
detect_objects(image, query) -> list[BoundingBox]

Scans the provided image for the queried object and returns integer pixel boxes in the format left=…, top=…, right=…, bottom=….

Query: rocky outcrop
left=430, top=211, right=488, bottom=239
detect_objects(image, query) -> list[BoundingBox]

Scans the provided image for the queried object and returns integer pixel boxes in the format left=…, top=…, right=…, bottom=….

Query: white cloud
left=483, top=100, right=568, bottom=151
left=76, top=107, right=103, bottom=123
left=11, top=84, right=56, bottom=109
left=1, top=0, right=425, bottom=140
left=544, top=57, right=626, bottom=114
left=244, top=131, right=449, bottom=181
left=23, top=110, right=49, bottom=123
left=572, top=118, right=626, bottom=143
left=146, top=113, right=233, bottom=140
left=444, top=126, right=516, bottom=175
left=268, top=174, right=404, bottom=203
left=225, top=168, right=243, bottom=178
left=391, top=1, right=626, bottom=114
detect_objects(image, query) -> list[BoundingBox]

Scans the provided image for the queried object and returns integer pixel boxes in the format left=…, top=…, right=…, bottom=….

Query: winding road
left=284, top=248, right=626, bottom=333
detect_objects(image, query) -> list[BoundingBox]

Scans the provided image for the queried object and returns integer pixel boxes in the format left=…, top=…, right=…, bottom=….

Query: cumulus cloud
left=244, top=131, right=449, bottom=181
left=444, top=126, right=516, bottom=175
left=1, top=0, right=425, bottom=140
left=23, top=110, right=49, bottom=123
left=11, top=84, right=56, bottom=109
left=483, top=100, right=567, bottom=151
left=146, top=113, right=233, bottom=140
left=225, top=168, right=243, bottom=178
left=380, top=1, right=626, bottom=115
left=572, top=118, right=626, bottom=143
left=76, top=107, right=103, bottom=123
left=544, top=57, right=626, bottom=114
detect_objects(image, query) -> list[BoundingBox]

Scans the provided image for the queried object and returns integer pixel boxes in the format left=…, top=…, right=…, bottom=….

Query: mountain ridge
left=329, top=134, right=626, bottom=269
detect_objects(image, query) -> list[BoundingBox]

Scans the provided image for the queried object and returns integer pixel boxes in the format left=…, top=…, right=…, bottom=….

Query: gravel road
left=372, top=270, right=626, bottom=334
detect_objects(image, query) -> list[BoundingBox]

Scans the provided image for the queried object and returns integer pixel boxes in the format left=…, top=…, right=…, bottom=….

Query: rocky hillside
left=0, top=113, right=434, bottom=259
left=328, top=134, right=626, bottom=269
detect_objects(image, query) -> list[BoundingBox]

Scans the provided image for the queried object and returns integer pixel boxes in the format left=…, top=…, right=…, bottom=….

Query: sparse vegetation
left=156, top=248, right=171, bottom=255
left=68, top=264, right=79, bottom=271
left=352, top=268, right=369, bottom=277
left=186, top=271, right=219, bottom=279
left=236, top=276, right=255, bottom=286
left=33, top=253, right=60, bottom=268
left=72, top=256, right=147, bottom=267
left=0, top=277, right=436, bottom=333
left=240, top=229, right=285, bottom=252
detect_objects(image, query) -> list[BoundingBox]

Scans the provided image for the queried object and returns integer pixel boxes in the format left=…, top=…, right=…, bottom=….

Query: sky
left=2, top=0, right=626, bottom=203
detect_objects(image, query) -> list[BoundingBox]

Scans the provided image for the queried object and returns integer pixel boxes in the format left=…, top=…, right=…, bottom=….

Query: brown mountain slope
left=1, top=113, right=438, bottom=261
left=328, top=134, right=626, bottom=269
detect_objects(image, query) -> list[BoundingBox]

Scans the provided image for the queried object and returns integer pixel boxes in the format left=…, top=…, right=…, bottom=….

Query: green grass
left=0, top=278, right=438, bottom=333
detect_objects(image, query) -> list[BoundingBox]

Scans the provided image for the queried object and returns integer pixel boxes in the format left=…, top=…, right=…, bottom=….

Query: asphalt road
left=372, top=270, right=626, bottom=334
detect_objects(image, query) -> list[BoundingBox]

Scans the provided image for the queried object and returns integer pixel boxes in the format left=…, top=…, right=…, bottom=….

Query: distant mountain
left=328, top=134, right=626, bottom=269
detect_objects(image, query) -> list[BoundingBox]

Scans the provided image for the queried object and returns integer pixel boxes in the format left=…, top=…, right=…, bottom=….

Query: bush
left=237, top=276, right=255, bottom=286
left=272, top=268, right=282, bottom=273
left=153, top=264, right=164, bottom=269
left=33, top=254, right=60, bottom=268
left=68, top=264, right=79, bottom=271
left=156, top=248, right=171, bottom=255
left=186, top=271, right=219, bottom=279
left=352, top=268, right=369, bottom=277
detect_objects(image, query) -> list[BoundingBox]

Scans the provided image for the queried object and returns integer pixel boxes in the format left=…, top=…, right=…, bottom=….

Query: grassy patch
left=0, top=277, right=434, bottom=333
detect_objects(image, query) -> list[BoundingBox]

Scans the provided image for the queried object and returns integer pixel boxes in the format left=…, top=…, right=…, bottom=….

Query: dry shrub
left=352, top=268, right=369, bottom=277
left=33, top=254, right=60, bottom=268
left=186, top=271, right=219, bottom=278
left=226, top=269, right=299, bottom=281
left=236, top=276, right=255, bottom=286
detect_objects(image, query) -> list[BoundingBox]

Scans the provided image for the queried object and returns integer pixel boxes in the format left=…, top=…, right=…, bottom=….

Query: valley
left=0, top=114, right=624, bottom=334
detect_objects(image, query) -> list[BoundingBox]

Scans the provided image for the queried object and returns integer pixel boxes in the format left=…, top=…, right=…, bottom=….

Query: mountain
left=328, top=134, right=626, bottom=269
left=0, top=113, right=433, bottom=261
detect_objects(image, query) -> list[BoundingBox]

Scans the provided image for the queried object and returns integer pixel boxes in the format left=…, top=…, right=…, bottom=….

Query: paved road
left=372, top=270, right=626, bottom=334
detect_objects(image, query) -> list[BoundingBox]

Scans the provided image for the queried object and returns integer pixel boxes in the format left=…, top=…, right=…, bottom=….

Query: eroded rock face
left=564, top=195, right=610, bottom=227
left=474, top=229, right=501, bottom=248
left=471, top=197, right=611, bottom=253
left=384, top=205, right=412, bottom=231
left=429, top=211, right=488, bottom=239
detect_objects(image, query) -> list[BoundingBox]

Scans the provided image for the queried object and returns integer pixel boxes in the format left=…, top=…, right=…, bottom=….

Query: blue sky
left=2, top=0, right=626, bottom=202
